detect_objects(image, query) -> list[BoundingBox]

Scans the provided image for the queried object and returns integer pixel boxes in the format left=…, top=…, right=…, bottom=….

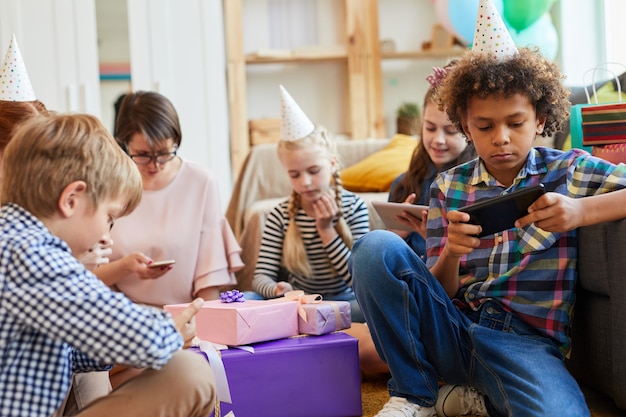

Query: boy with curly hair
left=0, top=113, right=215, bottom=417
left=350, top=1, right=626, bottom=416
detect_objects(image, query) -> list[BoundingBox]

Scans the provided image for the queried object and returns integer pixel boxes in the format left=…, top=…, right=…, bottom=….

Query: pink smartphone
left=148, top=260, right=176, bottom=268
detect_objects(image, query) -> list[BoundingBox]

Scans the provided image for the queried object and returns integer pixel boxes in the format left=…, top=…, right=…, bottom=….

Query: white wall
left=552, top=0, right=606, bottom=87
left=0, top=0, right=101, bottom=117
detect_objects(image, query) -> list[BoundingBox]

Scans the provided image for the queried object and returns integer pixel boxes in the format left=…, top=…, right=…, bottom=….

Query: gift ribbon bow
left=220, top=289, right=245, bottom=303
left=197, top=340, right=233, bottom=406
left=281, top=290, right=322, bottom=323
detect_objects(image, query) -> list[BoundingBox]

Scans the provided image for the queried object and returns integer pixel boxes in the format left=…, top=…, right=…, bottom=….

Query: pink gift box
left=298, top=301, right=352, bottom=335
left=164, top=299, right=299, bottom=345
left=193, top=332, right=362, bottom=417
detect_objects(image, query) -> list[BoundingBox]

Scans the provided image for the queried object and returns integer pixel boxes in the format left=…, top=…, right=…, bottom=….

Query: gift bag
left=571, top=64, right=625, bottom=155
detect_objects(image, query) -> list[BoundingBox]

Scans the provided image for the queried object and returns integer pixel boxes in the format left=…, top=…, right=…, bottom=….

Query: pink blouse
left=111, top=159, right=243, bottom=306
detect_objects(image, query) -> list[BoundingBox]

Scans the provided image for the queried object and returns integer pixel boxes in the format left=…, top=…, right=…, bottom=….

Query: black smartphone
left=458, top=184, right=546, bottom=237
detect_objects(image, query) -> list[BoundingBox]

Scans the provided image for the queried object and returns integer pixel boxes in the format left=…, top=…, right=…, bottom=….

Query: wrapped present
left=193, top=332, right=362, bottom=417
left=164, top=298, right=299, bottom=346
left=298, top=301, right=351, bottom=335
left=592, top=143, right=626, bottom=165
left=581, top=102, right=626, bottom=146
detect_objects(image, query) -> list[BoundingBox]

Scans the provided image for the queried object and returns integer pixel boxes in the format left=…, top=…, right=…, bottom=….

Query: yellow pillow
left=340, top=134, right=417, bottom=192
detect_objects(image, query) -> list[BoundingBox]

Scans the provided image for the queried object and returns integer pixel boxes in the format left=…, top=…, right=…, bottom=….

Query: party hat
left=279, top=85, right=315, bottom=141
left=0, top=34, right=36, bottom=101
left=472, top=0, right=518, bottom=61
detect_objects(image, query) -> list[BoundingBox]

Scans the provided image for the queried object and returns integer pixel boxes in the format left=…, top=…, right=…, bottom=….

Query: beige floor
left=361, top=373, right=626, bottom=417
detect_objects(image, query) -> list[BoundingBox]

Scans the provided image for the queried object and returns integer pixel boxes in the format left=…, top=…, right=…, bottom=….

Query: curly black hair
left=437, top=47, right=571, bottom=138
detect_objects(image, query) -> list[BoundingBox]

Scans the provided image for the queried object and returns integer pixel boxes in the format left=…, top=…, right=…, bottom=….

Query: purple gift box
left=298, top=301, right=352, bottom=335
left=194, top=332, right=362, bottom=417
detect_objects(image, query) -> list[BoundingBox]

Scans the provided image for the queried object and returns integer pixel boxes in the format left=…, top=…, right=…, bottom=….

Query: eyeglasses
left=127, top=147, right=178, bottom=165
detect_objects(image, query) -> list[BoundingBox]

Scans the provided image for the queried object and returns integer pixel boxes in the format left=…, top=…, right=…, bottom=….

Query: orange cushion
left=339, top=134, right=417, bottom=192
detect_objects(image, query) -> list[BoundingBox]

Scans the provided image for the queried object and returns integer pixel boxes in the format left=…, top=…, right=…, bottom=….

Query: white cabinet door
left=0, top=0, right=101, bottom=117
left=127, top=0, right=233, bottom=205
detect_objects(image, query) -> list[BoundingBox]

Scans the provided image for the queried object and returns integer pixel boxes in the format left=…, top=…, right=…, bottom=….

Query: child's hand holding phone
left=444, top=209, right=483, bottom=257
left=148, top=259, right=176, bottom=268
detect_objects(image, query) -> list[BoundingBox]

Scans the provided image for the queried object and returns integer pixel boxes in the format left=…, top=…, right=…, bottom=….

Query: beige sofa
left=225, top=138, right=392, bottom=291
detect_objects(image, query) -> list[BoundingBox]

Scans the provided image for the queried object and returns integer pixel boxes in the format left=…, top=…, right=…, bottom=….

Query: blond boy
left=0, top=114, right=214, bottom=417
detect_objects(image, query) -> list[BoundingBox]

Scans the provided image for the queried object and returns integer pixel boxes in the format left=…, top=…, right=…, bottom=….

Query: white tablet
left=371, top=201, right=428, bottom=232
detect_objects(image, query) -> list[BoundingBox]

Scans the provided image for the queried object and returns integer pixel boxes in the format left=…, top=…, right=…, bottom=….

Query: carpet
left=360, top=373, right=626, bottom=417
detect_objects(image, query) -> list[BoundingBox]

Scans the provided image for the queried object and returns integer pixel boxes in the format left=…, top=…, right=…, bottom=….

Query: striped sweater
left=252, top=190, right=369, bottom=298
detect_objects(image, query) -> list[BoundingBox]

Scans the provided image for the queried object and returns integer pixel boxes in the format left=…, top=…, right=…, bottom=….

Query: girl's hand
left=389, top=193, right=428, bottom=239
left=78, top=235, right=114, bottom=271
left=312, top=192, right=339, bottom=232
left=274, top=281, right=293, bottom=297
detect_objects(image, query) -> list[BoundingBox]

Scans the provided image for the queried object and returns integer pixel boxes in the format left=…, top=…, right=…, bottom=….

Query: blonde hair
left=2, top=113, right=142, bottom=219
left=277, top=125, right=352, bottom=276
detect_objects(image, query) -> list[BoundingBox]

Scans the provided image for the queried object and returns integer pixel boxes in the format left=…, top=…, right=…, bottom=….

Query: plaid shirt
left=426, top=147, right=626, bottom=353
left=0, top=204, right=183, bottom=417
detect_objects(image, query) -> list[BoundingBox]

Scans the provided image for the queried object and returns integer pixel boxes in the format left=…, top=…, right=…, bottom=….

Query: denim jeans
left=349, top=230, right=589, bottom=417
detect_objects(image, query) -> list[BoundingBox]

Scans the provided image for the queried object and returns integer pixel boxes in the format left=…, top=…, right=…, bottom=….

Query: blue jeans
left=349, top=230, right=589, bottom=417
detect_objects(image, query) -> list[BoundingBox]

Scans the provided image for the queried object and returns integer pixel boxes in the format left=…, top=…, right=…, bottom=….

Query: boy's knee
left=352, top=230, right=396, bottom=264
left=166, top=350, right=215, bottom=408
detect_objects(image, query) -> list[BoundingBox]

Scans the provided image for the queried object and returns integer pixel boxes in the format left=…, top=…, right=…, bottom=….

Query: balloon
left=503, top=0, right=556, bottom=32
left=509, top=12, right=558, bottom=60
left=447, top=0, right=480, bottom=44
left=435, top=0, right=504, bottom=45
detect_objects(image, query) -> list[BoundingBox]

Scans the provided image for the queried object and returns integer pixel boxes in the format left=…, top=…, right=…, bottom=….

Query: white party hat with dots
left=472, top=0, right=518, bottom=61
left=0, top=34, right=36, bottom=102
left=279, top=85, right=315, bottom=141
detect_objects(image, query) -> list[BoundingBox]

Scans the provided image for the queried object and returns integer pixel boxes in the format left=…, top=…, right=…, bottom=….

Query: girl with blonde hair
left=252, top=87, right=368, bottom=322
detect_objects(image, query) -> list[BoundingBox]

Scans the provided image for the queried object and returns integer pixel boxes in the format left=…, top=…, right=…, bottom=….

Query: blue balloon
left=509, top=12, right=558, bottom=60
left=448, top=0, right=505, bottom=45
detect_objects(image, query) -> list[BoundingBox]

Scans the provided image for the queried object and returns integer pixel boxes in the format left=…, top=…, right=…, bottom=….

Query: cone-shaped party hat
left=279, top=85, right=315, bottom=141
left=472, top=0, right=518, bottom=61
left=0, top=34, right=36, bottom=101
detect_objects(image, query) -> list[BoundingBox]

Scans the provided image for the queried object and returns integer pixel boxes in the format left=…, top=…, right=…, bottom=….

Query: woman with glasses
left=94, top=92, right=244, bottom=386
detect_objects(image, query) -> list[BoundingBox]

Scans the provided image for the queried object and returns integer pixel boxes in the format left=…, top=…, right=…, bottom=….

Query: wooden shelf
left=246, top=52, right=348, bottom=64
left=382, top=47, right=465, bottom=60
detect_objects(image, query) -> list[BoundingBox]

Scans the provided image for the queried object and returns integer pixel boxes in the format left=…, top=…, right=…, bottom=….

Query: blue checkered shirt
left=426, top=147, right=626, bottom=353
left=0, top=204, right=183, bottom=417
